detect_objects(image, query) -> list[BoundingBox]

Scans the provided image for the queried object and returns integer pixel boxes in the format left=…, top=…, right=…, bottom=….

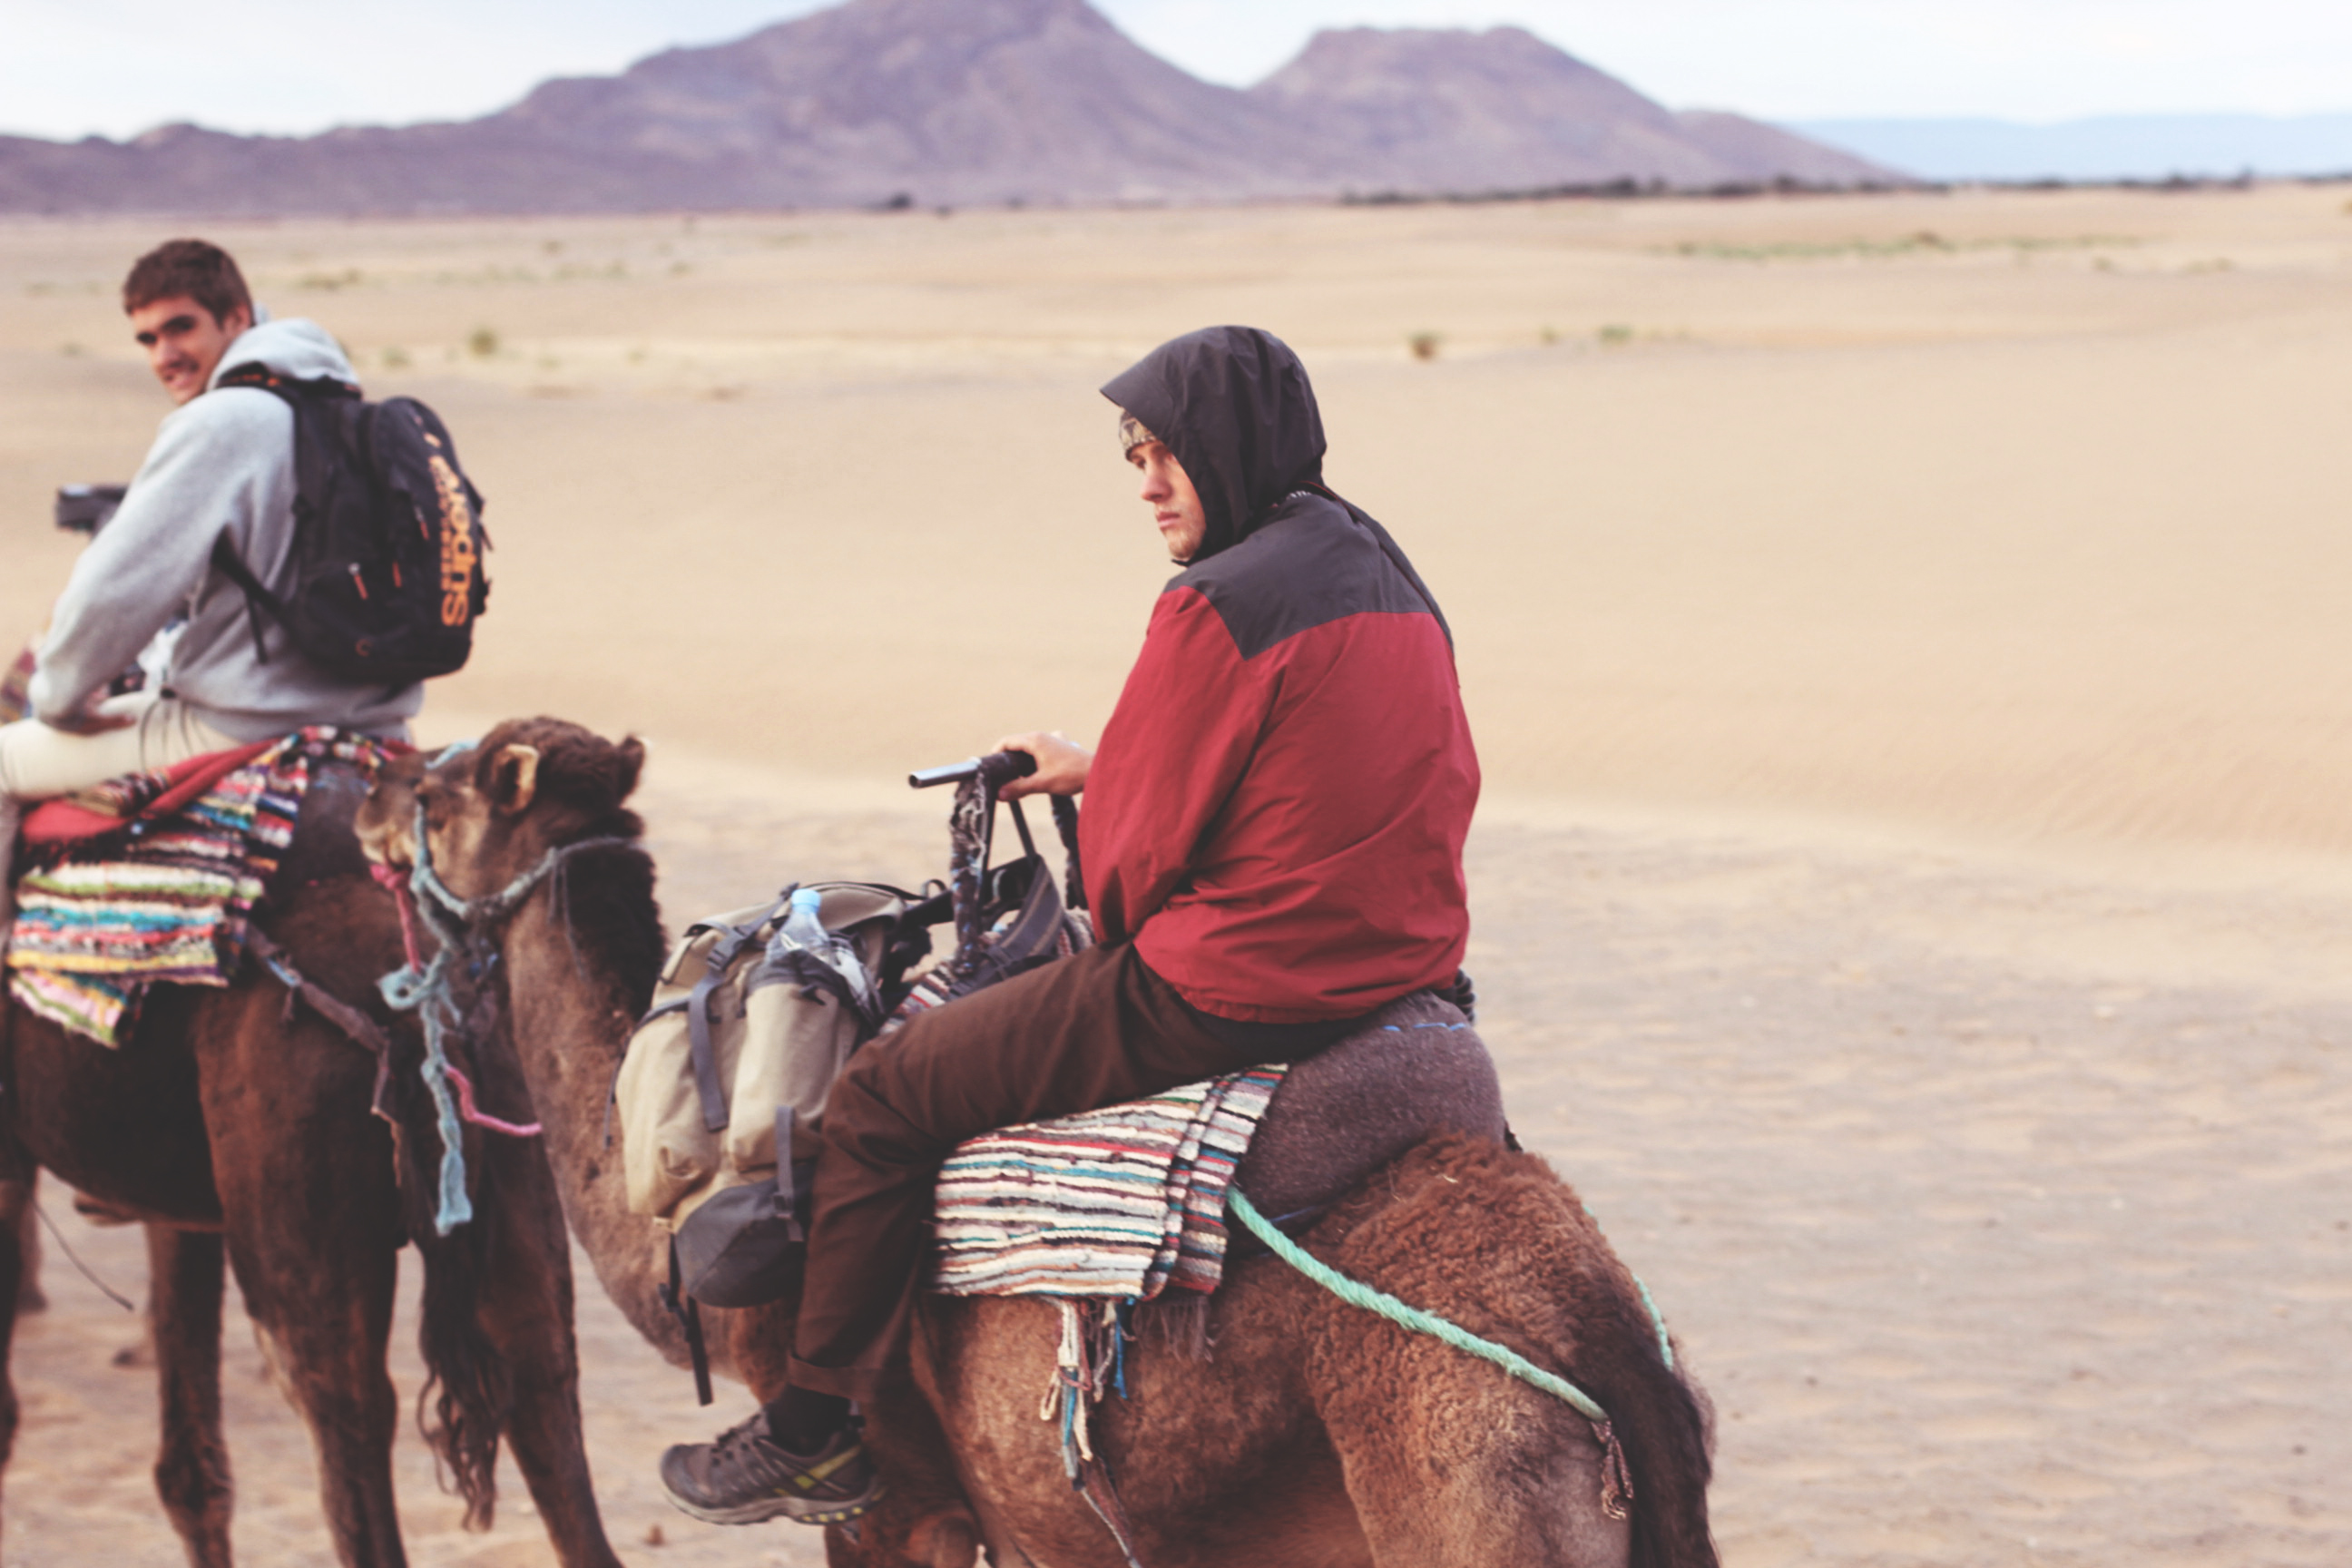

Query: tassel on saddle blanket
left=928, top=1065, right=1288, bottom=1568
left=6, top=728, right=400, bottom=1046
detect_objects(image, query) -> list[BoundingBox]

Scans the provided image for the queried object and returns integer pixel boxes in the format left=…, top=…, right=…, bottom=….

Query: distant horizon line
left=1798, top=109, right=2352, bottom=128
left=13, top=104, right=2352, bottom=153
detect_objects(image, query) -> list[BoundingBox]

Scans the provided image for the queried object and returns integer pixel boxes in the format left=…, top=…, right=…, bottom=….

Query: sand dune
left=1, top=186, right=2347, bottom=1562
left=14, top=185, right=2350, bottom=863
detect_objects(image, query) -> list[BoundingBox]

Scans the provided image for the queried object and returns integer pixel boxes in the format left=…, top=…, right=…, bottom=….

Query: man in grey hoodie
left=0, top=239, right=422, bottom=937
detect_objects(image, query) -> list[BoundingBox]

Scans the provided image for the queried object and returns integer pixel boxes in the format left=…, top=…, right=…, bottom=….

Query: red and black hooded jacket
left=1082, top=327, right=1481, bottom=1024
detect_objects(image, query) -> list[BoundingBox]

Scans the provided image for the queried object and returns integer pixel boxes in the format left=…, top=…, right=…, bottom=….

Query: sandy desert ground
left=0, top=185, right=2348, bottom=1564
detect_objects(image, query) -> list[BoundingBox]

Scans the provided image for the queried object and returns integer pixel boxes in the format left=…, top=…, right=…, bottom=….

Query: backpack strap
left=217, top=361, right=360, bottom=401
left=203, top=364, right=359, bottom=666
left=774, top=1108, right=803, bottom=1243
left=1052, top=795, right=1086, bottom=910
left=658, top=1234, right=715, bottom=1406
left=209, top=533, right=285, bottom=663
left=687, top=889, right=792, bottom=1133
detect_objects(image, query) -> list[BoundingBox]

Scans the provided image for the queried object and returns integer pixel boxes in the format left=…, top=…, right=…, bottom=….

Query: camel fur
left=0, top=790, right=624, bottom=1566
left=360, top=717, right=1720, bottom=1568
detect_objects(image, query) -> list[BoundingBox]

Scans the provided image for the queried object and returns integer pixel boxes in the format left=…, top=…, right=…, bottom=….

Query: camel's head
left=356, top=748, right=432, bottom=867
left=358, top=717, right=646, bottom=901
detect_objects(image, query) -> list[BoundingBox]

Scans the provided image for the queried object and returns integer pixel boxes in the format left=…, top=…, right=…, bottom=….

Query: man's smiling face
left=129, top=294, right=250, bottom=405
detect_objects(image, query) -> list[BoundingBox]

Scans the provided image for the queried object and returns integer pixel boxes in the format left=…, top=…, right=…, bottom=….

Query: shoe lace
left=707, top=1413, right=773, bottom=1466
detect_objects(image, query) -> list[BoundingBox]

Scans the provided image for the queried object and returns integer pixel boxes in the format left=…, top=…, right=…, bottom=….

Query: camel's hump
left=1235, top=991, right=1506, bottom=1220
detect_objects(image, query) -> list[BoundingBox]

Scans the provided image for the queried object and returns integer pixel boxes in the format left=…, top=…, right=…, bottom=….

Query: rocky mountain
left=486, top=0, right=1351, bottom=205
left=1250, top=25, right=1885, bottom=192
left=0, top=0, right=1896, bottom=216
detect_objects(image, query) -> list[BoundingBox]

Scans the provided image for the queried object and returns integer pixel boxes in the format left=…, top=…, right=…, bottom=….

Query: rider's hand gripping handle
left=907, top=751, right=1039, bottom=791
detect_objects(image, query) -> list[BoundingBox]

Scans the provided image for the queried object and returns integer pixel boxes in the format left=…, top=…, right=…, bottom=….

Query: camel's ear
left=488, top=743, right=541, bottom=814
left=613, top=736, right=646, bottom=803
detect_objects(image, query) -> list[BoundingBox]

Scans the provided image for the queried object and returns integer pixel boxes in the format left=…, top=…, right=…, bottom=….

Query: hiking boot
left=658, top=1411, right=882, bottom=1527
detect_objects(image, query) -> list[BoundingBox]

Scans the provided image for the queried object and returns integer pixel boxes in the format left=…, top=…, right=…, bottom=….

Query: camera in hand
left=55, top=485, right=127, bottom=535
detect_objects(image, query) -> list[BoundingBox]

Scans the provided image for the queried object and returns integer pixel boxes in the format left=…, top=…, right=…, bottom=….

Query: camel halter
left=378, top=801, right=633, bottom=1234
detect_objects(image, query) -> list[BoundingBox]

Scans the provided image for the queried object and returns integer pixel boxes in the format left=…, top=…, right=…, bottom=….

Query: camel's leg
left=466, top=1127, right=622, bottom=1567
left=218, top=1159, right=403, bottom=1566
left=148, top=1224, right=233, bottom=1567
left=0, top=1171, right=28, bottom=1527
left=1299, top=1144, right=1651, bottom=1568
left=195, top=992, right=407, bottom=1568
left=13, top=1181, right=42, bottom=1315
left=1310, top=1315, right=1631, bottom=1568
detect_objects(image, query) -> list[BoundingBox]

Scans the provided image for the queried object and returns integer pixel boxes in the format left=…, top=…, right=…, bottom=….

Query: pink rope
left=366, top=860, right=537, bottom=1138
left=369, top=862, right=425, bottom=973
left=445, top=1065, right=542, bottom=1139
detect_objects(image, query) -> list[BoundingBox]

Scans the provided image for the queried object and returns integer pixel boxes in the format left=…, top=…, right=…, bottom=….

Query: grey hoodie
left=30, top=318, right=422, bottom=742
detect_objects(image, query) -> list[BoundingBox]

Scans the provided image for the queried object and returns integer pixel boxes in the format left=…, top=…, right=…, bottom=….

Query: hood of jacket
left=1102, top=325, right=1326, bottom=564
left=207, top=316, right=358, bottom=392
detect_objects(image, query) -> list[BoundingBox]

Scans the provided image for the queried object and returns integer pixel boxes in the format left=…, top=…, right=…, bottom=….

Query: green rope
left=1569, top=1197, right=1677, bottom=1373
left=1634, top=1274, right=1675, bottom=1372
left=1225, top=1185, right=1612, bottom=1424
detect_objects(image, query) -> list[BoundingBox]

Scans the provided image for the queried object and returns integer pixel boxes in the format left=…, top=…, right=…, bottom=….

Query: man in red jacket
left=661, top=326, right=1481, bottom=1526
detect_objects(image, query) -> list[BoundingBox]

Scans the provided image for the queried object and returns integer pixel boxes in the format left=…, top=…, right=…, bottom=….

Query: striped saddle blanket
left=6, top=728, right=395, bottom=1047
left=927, top=1064, right=1289, bottom=1302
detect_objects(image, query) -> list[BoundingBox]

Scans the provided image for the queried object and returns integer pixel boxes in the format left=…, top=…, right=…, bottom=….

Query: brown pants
left=789, top=941, right=1355, bottom=1399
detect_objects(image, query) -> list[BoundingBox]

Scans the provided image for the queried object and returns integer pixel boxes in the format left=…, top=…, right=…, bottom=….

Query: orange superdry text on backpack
left=431, top=450, right=477, bottom=627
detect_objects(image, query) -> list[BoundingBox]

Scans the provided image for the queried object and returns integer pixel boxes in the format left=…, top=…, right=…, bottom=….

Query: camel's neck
left=498, top=894, right=693, bottom=1364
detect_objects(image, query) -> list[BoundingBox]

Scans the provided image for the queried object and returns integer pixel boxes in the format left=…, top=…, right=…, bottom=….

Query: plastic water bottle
left=779, top=887, right=828, bottom=950
left=770, top=887, right=878, bottom=1019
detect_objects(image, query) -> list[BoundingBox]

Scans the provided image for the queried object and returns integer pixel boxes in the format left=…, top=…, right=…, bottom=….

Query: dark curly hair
left=122, top=238, right=251, bottom=325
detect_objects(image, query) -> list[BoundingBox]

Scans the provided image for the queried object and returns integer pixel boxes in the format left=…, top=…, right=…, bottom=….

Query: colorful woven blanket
left=927, top=1064, right=1289, bottom=1301
left=6, top=728, right=397, bottom=1047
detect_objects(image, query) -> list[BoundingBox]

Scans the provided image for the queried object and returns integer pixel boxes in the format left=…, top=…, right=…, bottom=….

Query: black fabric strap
left=208, top=534, right=284, bottom=663
left=684, top=959, right=733, bottom=1133
left=204, top=366, right=360, bottom=667
left=1051, top=795, right=1086, bottom=910
left=659, top=1235, right=715, bottom=1406
left=245, top=926, right=397, bottom=1122
left=773, top=1108, right=801, bottom=1243
left=686, top=892, right=790, bottom=1132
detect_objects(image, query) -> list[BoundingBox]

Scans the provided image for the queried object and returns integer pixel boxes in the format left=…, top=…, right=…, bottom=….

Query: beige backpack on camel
left=614, top=882, right=913, bottom=1229
left=610, top=774, right=1084, bottom=1395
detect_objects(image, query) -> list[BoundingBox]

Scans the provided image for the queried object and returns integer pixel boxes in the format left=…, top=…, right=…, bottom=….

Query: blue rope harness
left=378, top=798, right=632, bottom=1234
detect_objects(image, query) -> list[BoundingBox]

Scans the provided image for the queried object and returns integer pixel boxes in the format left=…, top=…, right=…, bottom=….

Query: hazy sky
left=7, top=0, right=2350, bottom=142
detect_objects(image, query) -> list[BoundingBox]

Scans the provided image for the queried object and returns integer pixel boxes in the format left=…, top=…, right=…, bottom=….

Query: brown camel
left=361, top=717, right=1720, bottom=1568
left=0, top=769, right=625, bottom=1567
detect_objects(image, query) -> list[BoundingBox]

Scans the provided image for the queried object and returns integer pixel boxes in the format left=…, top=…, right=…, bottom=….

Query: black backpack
left=209, top=363, right=489, bottom=683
